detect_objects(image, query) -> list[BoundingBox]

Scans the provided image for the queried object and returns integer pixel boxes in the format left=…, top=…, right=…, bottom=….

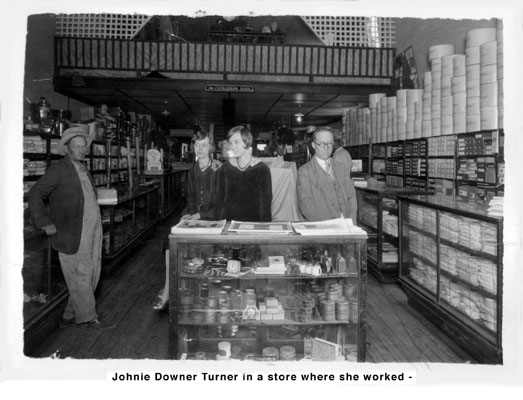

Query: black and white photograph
left=1, top=0, right=522, bottom=398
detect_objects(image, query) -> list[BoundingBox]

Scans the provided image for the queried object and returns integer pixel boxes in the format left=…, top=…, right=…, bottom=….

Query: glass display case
left=139, top=167, right=190, bottom=219
left=100, top=186, right=161, bottom=268
left=398, top=195, right=503, bottom=364
left=356, top=182, right=430, bottom=283
left=23, top=224, right=68, bottom=354
left=169, top=230, right=367, bottom=362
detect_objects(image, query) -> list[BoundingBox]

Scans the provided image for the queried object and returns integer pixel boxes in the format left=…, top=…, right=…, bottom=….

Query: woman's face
left=194, top=137, right=211, bottom=160
left=228, top=133, right=248, bottom=158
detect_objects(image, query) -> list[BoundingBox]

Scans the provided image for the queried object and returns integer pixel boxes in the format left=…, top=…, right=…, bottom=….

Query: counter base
left=399, top=278, right=502, bottom=365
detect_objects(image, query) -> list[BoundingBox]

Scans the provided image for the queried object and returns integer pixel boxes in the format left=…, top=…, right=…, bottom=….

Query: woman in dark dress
left=153, top=130, right=221, bottom=310
left=216, top=125, right=272, bottom=222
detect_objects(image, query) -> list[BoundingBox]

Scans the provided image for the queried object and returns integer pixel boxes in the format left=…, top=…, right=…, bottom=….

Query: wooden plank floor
left=28, top=212, right=475, bottom=363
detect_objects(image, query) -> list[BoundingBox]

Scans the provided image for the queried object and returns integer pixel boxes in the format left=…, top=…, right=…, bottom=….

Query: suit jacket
left=297, top=156, right=357, bottom=222
left=27, top=156, right=98, bottom=254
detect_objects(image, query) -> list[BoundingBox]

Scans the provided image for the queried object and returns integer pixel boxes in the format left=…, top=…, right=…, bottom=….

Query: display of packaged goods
left=428, top=159, right=455, bottom=179
left=382, top=212, right=398, bottom=238
left=439, top=275, right=497, bottom=332
left=406, top=230, right=437, bottom=262
left=359, top=204, right=378, bottom=229
left=23, top=159, right=47, bottom=176
left=406, top=205, right=437, bottom=234
left=438, top=211, right=498, bottom=256
left=407, top=257, right=437, bottom=294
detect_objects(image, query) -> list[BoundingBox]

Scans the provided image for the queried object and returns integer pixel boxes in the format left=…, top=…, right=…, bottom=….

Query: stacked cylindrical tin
left=346, top=23, right=503, bottom=141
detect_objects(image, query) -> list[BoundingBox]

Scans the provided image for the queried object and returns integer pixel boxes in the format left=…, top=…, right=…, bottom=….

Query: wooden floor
left=28, top=212, right=475, bottom=363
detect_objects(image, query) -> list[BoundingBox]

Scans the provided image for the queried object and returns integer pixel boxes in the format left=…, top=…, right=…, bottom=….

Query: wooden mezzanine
left=52, top=37, right=396, bottom=130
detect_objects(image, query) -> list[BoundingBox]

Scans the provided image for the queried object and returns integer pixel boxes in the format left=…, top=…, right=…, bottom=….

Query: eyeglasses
left=314, top=141, right=334, bottom=149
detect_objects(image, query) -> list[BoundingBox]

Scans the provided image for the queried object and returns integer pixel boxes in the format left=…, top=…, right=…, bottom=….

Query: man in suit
left=28, top=127, right=114, bottom=330
left=297, top=126, right=357, bottom=222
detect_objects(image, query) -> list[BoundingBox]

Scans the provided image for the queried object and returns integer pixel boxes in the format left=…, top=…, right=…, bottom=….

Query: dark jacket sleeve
left=213, top=165, right=226, bottom=220
left=259, top=163, right=273, bottom=222
left=346, top=179, right=358, bottom=222
left=27, top=163, right=61, bottom=229
left=182, top=166, right=196, bottom=215
left=297, top=164, right=317, bottom=221
left=199, top=165, right=221, bottom=220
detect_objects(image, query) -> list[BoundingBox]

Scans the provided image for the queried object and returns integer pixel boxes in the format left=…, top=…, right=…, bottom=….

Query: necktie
left=325, top=158, right=333, bottom=177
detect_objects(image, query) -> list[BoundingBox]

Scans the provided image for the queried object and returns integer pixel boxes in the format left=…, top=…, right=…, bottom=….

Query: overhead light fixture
left=161, top=101, right=170, bottom=116
left=294, top=105, right=304, bottom=123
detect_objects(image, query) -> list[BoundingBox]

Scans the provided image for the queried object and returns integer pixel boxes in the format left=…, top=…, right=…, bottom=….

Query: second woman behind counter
left=216, top=126, right=273, bottom=222
left=153, top=129, right=221, bottom=310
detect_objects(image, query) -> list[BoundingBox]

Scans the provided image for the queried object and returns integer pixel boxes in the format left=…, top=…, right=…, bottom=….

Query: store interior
left=18, top=12, right=506, bottom=365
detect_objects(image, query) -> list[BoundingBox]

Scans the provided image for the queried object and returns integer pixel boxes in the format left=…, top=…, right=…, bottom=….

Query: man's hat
left=58, top=126, right=93, bottom=155
left=306, top=125, right=317, bottom=134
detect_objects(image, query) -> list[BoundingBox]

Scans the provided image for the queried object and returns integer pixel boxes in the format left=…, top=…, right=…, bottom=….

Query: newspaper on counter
left=227, top=220, right=293, bottom=234
left=292, top=217, right=367, bottom=236
left=171, top=219, right=226, bottom=235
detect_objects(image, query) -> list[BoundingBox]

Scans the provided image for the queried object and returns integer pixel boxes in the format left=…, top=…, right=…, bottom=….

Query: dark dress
left=216, top=160, right=272, bottom=222
left=182, top=159, right=221, bottom=220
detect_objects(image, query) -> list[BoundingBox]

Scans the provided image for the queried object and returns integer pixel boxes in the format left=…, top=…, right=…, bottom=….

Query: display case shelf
left=100, top=186, right=161, bottom=272
left=169, top=231, right=367, bottom=362
left=356, top=182, right=431, bottom=283
left=398, top=195, right=503, bottom=364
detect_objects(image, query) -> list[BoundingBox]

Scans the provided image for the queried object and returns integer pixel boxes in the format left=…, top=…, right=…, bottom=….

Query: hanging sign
left=204, top=84, right=254, bottom=93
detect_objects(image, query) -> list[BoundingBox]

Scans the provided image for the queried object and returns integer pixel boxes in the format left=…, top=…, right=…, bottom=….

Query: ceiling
left=54, top=74, right=394, bottom=135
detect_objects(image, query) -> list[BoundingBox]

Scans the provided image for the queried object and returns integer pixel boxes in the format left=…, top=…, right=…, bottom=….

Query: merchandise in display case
left=169, top=230, right=367, bottom=361
left=23, top=228, right=67, bottom=354
left=356, top=182, right=431, bottom=283
left=398, top=195, right=503, bottom=364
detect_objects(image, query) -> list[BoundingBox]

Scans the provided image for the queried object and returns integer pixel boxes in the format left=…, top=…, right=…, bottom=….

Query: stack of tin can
left=280, top=346, right=296, bottom=361
left=321, top=299, right=336, bottom=321
left=335, top=298, right=350, bottom=321
left=299, top=295, right=315, bottom=322
left=179, top=289, right=194, bottom=323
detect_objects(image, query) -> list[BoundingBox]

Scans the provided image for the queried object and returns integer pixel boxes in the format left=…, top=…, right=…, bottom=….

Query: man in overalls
left=28, top=127, right=114, bottom=330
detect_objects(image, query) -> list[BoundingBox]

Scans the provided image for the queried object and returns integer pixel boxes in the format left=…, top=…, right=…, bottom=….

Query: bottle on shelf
left=38, top=97, right=53, bottom=133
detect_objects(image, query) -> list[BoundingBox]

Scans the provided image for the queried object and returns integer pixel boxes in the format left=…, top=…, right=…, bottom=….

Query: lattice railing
left=56, top=14, right=151, bottom=39
left=301, top=16, right=395, bottom=48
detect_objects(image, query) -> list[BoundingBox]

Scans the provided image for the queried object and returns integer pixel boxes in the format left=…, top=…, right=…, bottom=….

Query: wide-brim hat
left=58, top=126, right=93, bottom=155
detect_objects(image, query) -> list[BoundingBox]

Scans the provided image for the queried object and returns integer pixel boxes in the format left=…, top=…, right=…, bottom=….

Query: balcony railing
left=55, top=36, right=395, bottom=82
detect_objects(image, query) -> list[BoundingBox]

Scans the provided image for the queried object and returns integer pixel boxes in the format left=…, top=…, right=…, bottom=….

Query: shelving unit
left=349, top=129, right=503, bottom=204
left=345, top=144, right=370, bottom=174
left=403, top=138, right=428, bottom=190
left=169, top=231, right=367, bottom=361
left=455, top=130, right=504, bottom=203
left=100, top=186, right=161, bottom=271
left=370, top=143, right=386, bottom=181
left=385, top=140, right=404, bottom=187
left=139, top=167, right=191, bottom=219
left=398, top=195, right=503, bottom=364
left=356, top=182, right=431, bottom=283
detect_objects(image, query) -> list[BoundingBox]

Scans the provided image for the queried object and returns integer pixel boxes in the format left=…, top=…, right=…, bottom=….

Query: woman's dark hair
left=227, top=125, right=253, bottom=149
left=191, top=130, right=215, bottom=152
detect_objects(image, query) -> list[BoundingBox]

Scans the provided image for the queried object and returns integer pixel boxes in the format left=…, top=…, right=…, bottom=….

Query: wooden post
left=127, top=137, right=133, bottom=190
left=135, top=136, right=141, bottom=175
left=106, top=136, right=112, bottom=188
